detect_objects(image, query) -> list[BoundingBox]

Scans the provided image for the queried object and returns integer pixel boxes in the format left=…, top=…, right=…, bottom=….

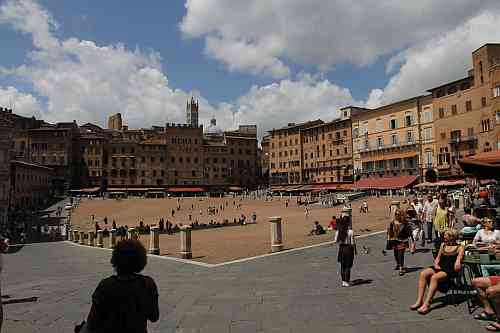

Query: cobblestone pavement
left=2, top=233, right=484, bottom=333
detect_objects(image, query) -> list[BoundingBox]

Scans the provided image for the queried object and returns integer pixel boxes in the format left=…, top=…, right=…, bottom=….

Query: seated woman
left=474, top=218, right=500, bottom=245
left=410, top=229, right=464, bottom=314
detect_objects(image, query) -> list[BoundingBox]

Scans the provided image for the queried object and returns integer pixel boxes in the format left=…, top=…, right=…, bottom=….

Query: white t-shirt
left=473, top=229, right=500, bottom=244
left=334, top=229, right=355, bottom=245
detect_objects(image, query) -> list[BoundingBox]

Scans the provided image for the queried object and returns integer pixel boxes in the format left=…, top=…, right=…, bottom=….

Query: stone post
left=68, top=227, right=73, bottom=241
left=269, top=216, right=284, bottom=253
left=149, top=226, right=160, bottom=255
left=390, top=201, right=401, bottom=219
left=88, top=231, right=95, bottom=246
left=109, top=229, right=117, bottom=248
left=73, top=230, right=79, bottom=243
left=179, top=225, right=192, bottom=259
left=96, top=230, right=103, bottom=248
left=79, top=231, right=85, bottom=245
left=127, top=228, right=138, bottom=240
left=341, top=207, right=353, bottom=229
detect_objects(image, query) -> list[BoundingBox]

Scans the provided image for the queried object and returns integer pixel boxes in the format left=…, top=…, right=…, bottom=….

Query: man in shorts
left=472, top=275, right=500, bottom=329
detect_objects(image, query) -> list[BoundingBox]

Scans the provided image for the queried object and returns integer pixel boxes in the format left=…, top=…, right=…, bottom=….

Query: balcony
left=449, top=135, right=477, bottom=145
left=360, top=141, right=416, bottom=154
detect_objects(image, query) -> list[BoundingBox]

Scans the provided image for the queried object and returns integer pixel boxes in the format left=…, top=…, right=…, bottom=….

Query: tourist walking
left=75, top=239, right=159, bottom=332
left=387, top=209, right=412, bottom=276
left=422, top=195, right=436, bottom=242
left=433, top=198, right=449, bottom=248
left=335, top=216, right=356, bottom=287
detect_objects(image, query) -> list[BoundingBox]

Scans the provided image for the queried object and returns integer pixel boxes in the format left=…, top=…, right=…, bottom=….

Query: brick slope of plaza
left=70, top=196, right=399, bottom=263
left=2, top=232, right=483, bottom=333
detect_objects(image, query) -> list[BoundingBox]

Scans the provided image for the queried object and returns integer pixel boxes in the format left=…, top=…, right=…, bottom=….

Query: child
left=335, top=216, right=356, bottom=287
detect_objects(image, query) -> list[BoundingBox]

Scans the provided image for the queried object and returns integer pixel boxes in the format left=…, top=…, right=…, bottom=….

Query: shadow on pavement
left=2, top=296, right=38, bottom=305
left=350, top=279, right=373, bottom=286
left=405, top=266, right=424, bottom=274
left=6, top=244, right=24, bottom=254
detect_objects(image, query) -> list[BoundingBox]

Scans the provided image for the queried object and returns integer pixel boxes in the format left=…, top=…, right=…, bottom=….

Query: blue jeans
left=426, top=222, right=433, bottom=241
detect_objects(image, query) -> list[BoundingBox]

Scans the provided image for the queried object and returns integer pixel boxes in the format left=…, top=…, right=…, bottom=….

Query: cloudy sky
left=1, top=0, right=500, bottom=138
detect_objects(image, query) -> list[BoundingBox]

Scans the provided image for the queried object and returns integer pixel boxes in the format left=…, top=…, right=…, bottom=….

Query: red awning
left=459, top=151, right=500, bottom=179
left=354, top=175, right=418, bottom=190
left=167, top=187, right=205, bottom=193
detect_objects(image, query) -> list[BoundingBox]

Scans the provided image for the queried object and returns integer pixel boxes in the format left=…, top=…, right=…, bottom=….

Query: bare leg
left=411, top=268, right=433, bottom=310
left=418, top=271, right=448, bottom=314
left=472, top=277, right=495, bottom=315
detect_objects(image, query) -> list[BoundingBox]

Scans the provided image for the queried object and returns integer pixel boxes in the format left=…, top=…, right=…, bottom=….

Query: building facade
left=352, top=96, right=432, bottom=180
left=10, top=160, right=52, bottom=210
left=431, top=44, right=500, bottom=178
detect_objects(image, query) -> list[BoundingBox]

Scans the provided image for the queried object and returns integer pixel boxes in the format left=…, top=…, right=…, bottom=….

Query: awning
left=354, top=175, right=418, bottom=190
left=228, top=186, right=243, bottom=191
left=167, top=187, right=205, bottom=193
left=459, top=151, right=500, bottom=179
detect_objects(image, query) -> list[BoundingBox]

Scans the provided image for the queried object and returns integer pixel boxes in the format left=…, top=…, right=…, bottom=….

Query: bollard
left=97, top=230, right=103, bottom=248
left=89, top=231, right=95, bottom=246
left=179, top=225, right=192, bottom=259
left=79, top=231, right=85, bottom=245
left=73, top=230, right=79, bottom=243
left=390, top=201, right=401, bottom=219
left=68, top=227, right=73, bottom=241
left=127, top=228, right=138, bottom=240
left=341, top=207, right=353, bottom=229
left=149, top=226, right=160, bottom=255
left=109, top=229, right=117, bottom=248
left=269, top=216, right=284, bottom=253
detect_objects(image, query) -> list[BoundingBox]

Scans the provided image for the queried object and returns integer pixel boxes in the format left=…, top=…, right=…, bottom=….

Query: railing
left=449, top=135, right=477, bottom=144
left=359, top=141, right=416, bottom=153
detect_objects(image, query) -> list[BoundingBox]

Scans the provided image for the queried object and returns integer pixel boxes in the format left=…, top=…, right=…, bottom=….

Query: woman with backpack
left=76, top=239, right=159, bottom=333
left=335, top=216, right=356, bottom=287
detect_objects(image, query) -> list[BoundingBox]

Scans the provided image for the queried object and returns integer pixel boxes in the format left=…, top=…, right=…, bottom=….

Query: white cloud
left=368, top=11, right=500, bottom=106
left=181, top=0, right=499, bottom=77
left=0, top=86, right=43, bottom=117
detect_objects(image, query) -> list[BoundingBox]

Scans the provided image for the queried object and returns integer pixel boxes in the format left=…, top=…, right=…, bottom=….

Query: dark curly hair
left=111, top=239, right=147, bottom=275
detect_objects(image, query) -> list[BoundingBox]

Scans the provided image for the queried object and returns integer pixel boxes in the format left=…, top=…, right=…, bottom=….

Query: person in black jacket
left=76, top=239, right=159, bottom=333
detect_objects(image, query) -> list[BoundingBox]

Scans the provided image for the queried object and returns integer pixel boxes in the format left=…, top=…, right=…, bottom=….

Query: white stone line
left=210, top=230, right=386, bottom=267
left=63, top=230, right=386, bottom=268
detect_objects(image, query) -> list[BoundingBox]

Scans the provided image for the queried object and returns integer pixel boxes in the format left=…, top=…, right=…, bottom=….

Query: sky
left=1, top=0, right=500, bottom=139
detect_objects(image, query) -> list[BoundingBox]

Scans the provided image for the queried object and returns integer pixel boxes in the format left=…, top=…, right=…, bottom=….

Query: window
left=353, top=127, right=359, bottom=138
left=496, top=111, right=500, bottom=124
left=405, top=115, right=413, bottom=127
left=467, top=127, right=474, bottom=137
left=423, top=127, right=433, bottom=141
left=377, top=137, right=383, bottom=148
left=389, top=118, right=397, bottom=129
left=438, top=108, right=445, bottom=118
left=451, top=104, right=457, bottom=115
left=466, top=100, right=472, bottom=112
left=423, top=110, right=433, bottom=123
left=482, top=97, right=487, bottom=107
left=391, top=134, right=398, bottom=146
left=493, top=85, right=500, bottom=98
left=425, top=151, right=433, bottom=167
left=406, top=131, right=413, bottom=143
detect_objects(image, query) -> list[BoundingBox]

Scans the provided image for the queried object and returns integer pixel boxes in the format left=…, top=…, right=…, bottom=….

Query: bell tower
left=186, top=97, right=199, bottom=127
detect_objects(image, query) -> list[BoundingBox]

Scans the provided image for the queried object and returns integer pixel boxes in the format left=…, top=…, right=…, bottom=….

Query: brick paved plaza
left=70, top=196, right=401, bottom=263
left=2, top=231, right=484, bottom=333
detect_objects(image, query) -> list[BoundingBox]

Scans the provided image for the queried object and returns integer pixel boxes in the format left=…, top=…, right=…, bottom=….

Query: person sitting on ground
left=308, top=221, right=326, bottom=236
left=328, top=216, right=337, bottom=231
left=410, top=229, right=464, bottom=315
left=76, top=239, right=159, bottom=333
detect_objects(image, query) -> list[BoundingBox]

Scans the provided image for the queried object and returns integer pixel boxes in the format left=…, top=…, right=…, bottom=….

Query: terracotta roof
left=354, top=175, right=418, bottom=189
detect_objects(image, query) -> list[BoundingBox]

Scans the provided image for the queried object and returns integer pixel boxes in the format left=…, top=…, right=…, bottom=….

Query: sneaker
left=342, top=281, right=350, bottom=287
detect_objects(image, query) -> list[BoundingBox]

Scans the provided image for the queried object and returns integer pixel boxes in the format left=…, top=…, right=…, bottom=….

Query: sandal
left=486, top=322, right=500, bottom=332
left=474, top=311, right=496, bottom=321
left=417, top=305, right=431, bottom=315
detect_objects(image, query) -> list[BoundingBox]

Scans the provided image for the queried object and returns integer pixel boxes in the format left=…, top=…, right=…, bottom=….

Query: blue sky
left=1, top=0, right=499, bottom=136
